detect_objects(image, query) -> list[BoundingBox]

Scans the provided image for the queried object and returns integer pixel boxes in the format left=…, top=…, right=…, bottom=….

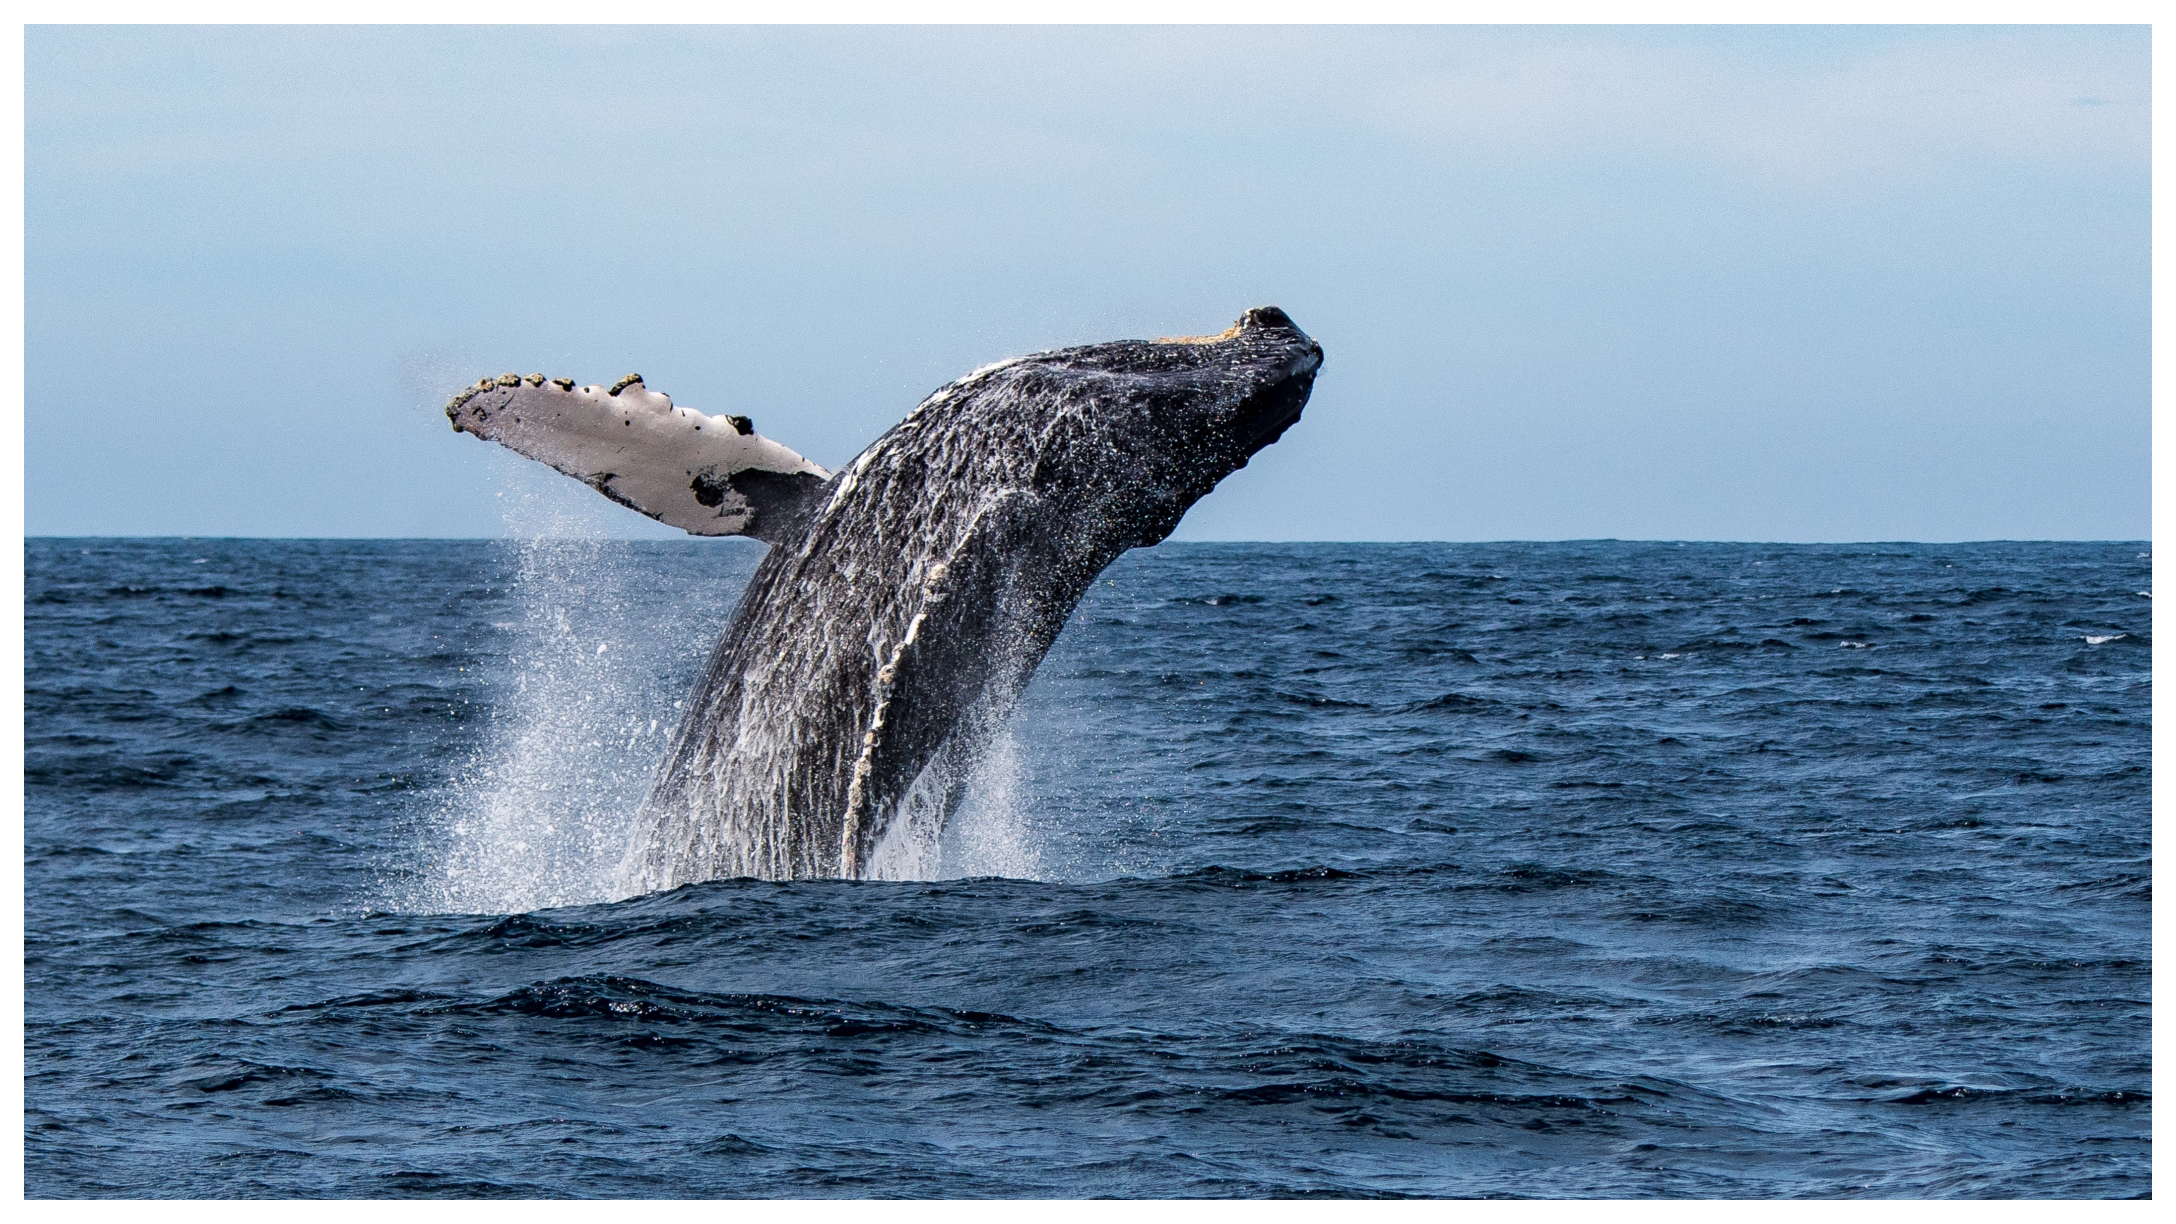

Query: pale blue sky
left=25, top=25, right=2149, bottom=540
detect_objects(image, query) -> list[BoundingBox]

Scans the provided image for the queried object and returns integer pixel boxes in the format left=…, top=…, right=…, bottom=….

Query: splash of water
left=395, top=468, right=1058, bottom=912
left=397, top=483, right=694, bottom=914
left=864, top=728, right=1047, bottom=881
left=393, top=437, right=1105, bottom=906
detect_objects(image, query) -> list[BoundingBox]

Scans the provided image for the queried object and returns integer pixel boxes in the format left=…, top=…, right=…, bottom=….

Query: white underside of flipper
left=447, top=373, right=830, bottom=538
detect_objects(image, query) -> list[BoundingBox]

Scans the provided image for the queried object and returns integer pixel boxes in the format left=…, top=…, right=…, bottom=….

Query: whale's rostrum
left=447, top=307, right=1324, bottom=884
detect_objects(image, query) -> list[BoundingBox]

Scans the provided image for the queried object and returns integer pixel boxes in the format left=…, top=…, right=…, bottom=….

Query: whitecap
left=2084, top=633, right=2127, bottom=645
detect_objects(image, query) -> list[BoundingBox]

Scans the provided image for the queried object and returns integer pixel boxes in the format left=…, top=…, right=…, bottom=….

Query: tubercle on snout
left=1154, top=305, right=1305, bottom=346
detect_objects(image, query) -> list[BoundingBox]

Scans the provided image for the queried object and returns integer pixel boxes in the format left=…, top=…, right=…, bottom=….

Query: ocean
left=23, top=537, right=2151, bottom=1197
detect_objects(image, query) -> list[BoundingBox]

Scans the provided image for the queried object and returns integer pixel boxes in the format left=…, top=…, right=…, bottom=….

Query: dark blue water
left=25, top=538, right=2151, bottom=1197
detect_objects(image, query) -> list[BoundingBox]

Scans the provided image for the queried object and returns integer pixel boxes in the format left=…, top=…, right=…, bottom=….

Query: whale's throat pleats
left=449, top=310, right=1322, bottom=884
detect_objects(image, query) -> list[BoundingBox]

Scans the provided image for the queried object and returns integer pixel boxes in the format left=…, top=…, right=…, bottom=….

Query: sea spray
left=862, top=726, right=1048, bottom=881
left=938, top=728, right=1046, bottom=879
left=400, top=481, right=724, bottom=913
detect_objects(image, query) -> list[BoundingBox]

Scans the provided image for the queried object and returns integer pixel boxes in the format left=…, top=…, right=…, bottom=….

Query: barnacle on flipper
left=446, top=372, right=589, bottom=416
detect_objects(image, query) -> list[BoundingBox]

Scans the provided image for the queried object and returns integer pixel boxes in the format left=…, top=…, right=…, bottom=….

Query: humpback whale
left=447, top=307, right=1323, bottom=884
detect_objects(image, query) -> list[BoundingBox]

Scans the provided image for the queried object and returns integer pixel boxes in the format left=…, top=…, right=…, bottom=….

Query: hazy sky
left=24, top=25, right=2149, bottom=541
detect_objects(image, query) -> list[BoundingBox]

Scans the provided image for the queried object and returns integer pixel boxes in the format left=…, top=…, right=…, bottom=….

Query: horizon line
left=21, top=534, right=2152, bottom=547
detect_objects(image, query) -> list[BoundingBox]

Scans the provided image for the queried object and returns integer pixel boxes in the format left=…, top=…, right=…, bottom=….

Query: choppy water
left=25, top=538, right=2151, bottom=1197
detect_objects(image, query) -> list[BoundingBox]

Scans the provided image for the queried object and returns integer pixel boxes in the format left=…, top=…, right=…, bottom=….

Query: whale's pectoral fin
left=446, top=373, right=833, bottom=544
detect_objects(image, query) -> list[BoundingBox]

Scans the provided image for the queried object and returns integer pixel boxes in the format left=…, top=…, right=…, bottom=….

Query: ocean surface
left=24, top=537, right=2152, bottom=1198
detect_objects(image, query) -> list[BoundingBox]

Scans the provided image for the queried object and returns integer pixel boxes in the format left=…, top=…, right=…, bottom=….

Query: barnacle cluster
left=444, top=372, right=639, bottom=416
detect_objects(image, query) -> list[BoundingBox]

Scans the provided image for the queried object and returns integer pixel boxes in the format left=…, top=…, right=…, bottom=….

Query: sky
left=23, top=24, right=2150, bottom=541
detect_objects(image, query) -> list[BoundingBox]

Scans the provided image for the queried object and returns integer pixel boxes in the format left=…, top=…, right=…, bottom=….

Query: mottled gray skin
left=622, top=307, right=1323, bottom=886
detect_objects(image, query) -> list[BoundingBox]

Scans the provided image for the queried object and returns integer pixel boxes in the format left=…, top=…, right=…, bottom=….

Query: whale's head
left=1152, top=304, right=1324, bottom=462
left=978, top=305, right=1325, bottom=553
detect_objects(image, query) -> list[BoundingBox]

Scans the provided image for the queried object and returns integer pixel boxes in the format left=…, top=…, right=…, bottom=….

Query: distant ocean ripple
left=24, top=539, right=2151, bottom=1197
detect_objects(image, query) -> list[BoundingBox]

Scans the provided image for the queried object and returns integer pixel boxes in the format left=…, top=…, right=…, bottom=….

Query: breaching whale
left=446, top=307, right=1323, bottom=885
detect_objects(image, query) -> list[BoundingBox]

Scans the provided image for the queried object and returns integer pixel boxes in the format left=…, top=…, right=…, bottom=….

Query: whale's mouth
left=1241, top=389, right=1309, bottom=456
left=1237, top=344, right=1323, bottom=456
